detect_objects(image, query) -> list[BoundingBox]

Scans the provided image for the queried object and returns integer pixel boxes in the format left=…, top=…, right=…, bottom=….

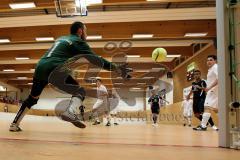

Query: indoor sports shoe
left=61, top=110, right=86, bottom=129
left=9, top=123, right=22, bottom=132
left=105, top=122, right=111, bottom=126
left=114, top=122, right=119, bottom=125
left=92, top=121, right=101, bottom=125
left=193, top=125, right=207, bottom=131
left=212, top=125, right=219, bottom=131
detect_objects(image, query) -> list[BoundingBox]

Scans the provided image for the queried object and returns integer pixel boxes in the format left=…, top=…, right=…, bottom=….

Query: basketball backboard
left=54, top=0, right=88, bottom=17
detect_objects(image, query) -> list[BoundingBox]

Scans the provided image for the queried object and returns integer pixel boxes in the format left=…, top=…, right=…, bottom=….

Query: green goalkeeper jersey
left=34, top=34, right=116, bottom=81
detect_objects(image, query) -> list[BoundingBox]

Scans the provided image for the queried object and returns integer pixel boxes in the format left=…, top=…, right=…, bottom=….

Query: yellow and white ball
left=152, top=48, right=167, bottom=62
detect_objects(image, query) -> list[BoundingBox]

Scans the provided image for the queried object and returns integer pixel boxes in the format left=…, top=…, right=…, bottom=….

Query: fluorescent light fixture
left=86, top=35, right=102, bottom=40
left=184, top=33, right=208, bottom=37
left=152, top=68, right=165, bottom=71
left=116, top=77, right=122, bottom=79
left=143, top=77, right=155, bottom=79
left=15, top=57, right=30, bottom=60
left=125, top=55, right=141, bottom=58
left=92, top=83, right=96, bottom=85
left=137, top=83, right=146, bottom=85
left=3, top=69, right=15, bottom=72
left=0, top=85, right=6, bottom=91
left=132, top=34, right=153, bottom=38
left=131, top=87, right=142, bottom=90
left=0, top=39, right=10, bottom=43
left=114, top=83, right=123, bottom=85
left=30, top=69, right=35, bottom=72
left=36, top=37, right=54, bottom=41
left=166, top=55, right=181, bottom=58
left=9, top=2, right=36, bottom=9
left=17, top=77, right=28, bottom=80
left=28, top=83, right=33, bottom=85
left=86, top=0, right=102, bottom=6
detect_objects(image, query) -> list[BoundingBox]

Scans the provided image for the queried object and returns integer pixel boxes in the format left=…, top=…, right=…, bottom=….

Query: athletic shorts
left=204, top=90, right=218, bottom=109
left=151, top=106, right=160, bottom=114
left=193, top=97, right=205, bottom=114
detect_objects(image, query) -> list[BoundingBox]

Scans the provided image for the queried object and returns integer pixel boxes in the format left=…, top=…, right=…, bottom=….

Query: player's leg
left=92, top=99, right=103, bottom=125
left=105, top=99, right=111, bottom=126
left=10, top=78, right=48, bottom=132
left=105, top=113, right=111, bottom=126
left=195, top=95, right=218, bottom=131
left=49, top=71, right=86, bottom=128
left=187, top=109, right=192, bottom=127
left=112, top=114, right=119, bottom=125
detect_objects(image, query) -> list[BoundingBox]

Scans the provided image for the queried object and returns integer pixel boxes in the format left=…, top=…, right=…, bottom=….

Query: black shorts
left=151, top=106, right=160, bottom=114
left=193, top=97, right=205, bottom=114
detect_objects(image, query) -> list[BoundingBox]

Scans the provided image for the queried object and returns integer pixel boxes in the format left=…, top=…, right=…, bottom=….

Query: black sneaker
left=114, top=123, right=119, bottom=125
left=92, top=121, right=101, bottom=125
left=188, top=124, right=192, bottom=127
left=106, top=122, right=111, bottom=126
left=193, top=125, right=207, bottom=131
left=183, top=123, right=186, bottom=126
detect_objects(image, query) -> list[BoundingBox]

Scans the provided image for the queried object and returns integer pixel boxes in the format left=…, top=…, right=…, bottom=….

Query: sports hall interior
left=0, top=0, right=239, bottom=160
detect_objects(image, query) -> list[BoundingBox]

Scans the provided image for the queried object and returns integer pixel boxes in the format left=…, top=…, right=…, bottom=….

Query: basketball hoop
left=54, top=0, right=88, bottom=18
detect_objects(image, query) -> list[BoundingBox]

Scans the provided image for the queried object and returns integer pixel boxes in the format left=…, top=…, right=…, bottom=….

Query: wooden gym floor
left=0, top=113, right=239, bottom=160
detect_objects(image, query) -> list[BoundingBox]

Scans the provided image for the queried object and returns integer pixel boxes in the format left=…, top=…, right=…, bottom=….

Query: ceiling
left=0, top=0, right=216, bottom=90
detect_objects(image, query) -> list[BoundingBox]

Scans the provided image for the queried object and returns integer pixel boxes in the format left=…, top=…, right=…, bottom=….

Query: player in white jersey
left=181, top=97, right=193, bottom=127
left=92, top=79, right=111, bottom=126
left=194, top=55, right=219, bottom=131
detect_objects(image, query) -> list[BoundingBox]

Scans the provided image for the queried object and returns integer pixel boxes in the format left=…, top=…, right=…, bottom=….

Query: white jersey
left=93, top=84, right=109, bottom=110
left=97, top=84, right=108, bottom=99
left=182, top=99, right=193, bottom=117
left=205, top=63, right=218, bottom=108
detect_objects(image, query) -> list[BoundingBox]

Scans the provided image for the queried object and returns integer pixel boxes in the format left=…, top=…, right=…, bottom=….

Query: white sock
left=114, top=117, right=117, bottom=123
left=201, top=112, right=211, bottom=128
left=188, top=117, right=192, bottom=125
left=68, top=96, right=82, bottom=114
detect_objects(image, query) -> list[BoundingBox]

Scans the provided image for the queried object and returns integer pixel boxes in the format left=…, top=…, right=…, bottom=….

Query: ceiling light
left=17, top=77, right=28, bottom=80
left=3, top=69, right=15, bottom=72
left=0, top=86, right=6, bottom=91
left=131, top=87, right=142, bottom=90
left=184, top=33, right=208, bottom=37
left=151, top=68, right=165, bottom=71
left=15, top=57, right=30, bottom=60
left=166, top=55, right=181, bottom=58
left=86, top=35, right=102, bottom=40
left=125, top=55, right=141, bottom=58
left=36, top=37, right=54, bottom=41
left=9, top=2, right=36, bottom=9
left=86, top=0, right=102, bottom=6
left=143, top=77, right=155, bottom=79
left=114, top=83, right=123, bottom=85
left=0, top=39, right=10, bottom=43
left=132, top=34, right=153, bottom=38
left=28, top=83, right=33, bottom=85
left=137, top=83, right=146, bottom=85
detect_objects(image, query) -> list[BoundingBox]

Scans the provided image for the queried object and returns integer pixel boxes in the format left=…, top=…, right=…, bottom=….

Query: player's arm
left=187, top=90, right=193, bottom=100
left=159, top=95, right=169, bottom=104
left=73, top=40, right=117, bottom=71
left=205, top=79, right=218, bottom=92
left=73, top=40, right=132, bottom=79
left=148, top=97, right=152, bottom=104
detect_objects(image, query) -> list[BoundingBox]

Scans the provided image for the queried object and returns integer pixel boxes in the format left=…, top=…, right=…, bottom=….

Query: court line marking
left=0, top=137, right=218, bottom=148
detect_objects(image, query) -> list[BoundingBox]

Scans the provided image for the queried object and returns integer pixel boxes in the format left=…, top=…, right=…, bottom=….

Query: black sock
left=13, top=104, right=28, bottom=124
left=197, top=115, right=202, bottom=121
left=208, top=117, right=215, bottom=126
